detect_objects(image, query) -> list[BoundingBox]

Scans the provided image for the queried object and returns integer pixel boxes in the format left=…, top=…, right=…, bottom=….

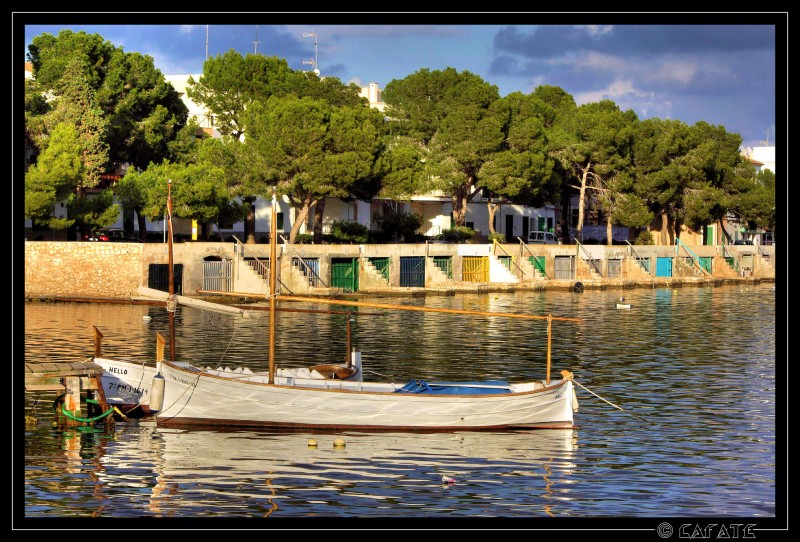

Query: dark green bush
left=329, top=220, right=369, bottom=243
left=372, top=212, right=424, bottom=243
left=634, top=230, right=654, bottom=245
left=440, top=226, right=475, bottom=243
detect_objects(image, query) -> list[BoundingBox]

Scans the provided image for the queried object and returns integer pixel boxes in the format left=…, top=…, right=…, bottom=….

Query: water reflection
left=23, top=283, right=777, bottom=518
left=25, top=423, right=579, bottom=518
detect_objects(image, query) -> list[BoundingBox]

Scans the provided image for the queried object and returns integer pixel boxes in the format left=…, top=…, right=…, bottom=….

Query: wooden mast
left=167, top=179, right=176, bottom=362
left=268, top=189, right=277, bottom=384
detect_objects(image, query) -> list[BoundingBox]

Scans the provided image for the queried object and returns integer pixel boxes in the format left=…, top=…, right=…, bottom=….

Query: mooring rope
left=573, top=379, right=656, bottom=425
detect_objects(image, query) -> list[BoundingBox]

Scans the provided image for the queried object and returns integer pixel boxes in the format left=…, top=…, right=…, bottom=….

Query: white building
left=744, top=146, right=775, bottom=173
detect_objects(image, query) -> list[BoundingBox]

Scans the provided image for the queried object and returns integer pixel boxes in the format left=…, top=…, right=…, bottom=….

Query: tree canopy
left=23, top=30, right=776, bottom=246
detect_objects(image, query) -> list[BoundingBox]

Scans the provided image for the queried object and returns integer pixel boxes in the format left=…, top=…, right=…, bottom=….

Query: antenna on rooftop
left=253, top=25, right=262, bottom=55
left=760, top=128, right=770, bottom=146
left=302, top=31, right=319, bottom=75
left=205, top=25, right=209, bottom=60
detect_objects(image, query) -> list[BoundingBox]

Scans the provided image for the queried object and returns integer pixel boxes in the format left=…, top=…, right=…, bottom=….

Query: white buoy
left=442, top=475, right=456, bottom=485
left=149, top=373, right=165, bottom=412
left=143, top=315, right=152, bottom=322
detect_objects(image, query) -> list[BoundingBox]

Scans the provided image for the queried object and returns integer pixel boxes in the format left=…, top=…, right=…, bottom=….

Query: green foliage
left=327, top=220, right=369, bottom=243
left=488, top=232, right=506, bottom=243
left=384, top=68, right=504, bottom=226
left=24, top=29, right=775, bottom=245
left=634, top=230, right=655, bottom=245
left=24, top=123, right=84, bottom=227
left=294, top=233, right=314, bottom=244
left=186, top=51, right=364, bottom=140
left=122, top=160, right=244, bottom=240
left=66, top=189, right=119, bottom=233
left=440, top=226, right=475, bottom=242
left=371, top=211, right=424, bottom=243
left=242, top=94, right=384, bottom=242
left=27, top=30, right=188, bottom=171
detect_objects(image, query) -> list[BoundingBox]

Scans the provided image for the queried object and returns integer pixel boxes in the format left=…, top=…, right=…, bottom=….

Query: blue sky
left=18, top=13, right=785, bottom=150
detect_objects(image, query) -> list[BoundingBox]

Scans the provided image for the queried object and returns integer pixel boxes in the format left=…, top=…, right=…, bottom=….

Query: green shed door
left=331, top=258, right=359, bottom=292
left=704, top=225, right=715, bottom=245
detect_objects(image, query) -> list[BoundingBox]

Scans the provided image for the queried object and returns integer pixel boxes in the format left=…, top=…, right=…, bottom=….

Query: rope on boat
left=573, top=380, right=657, bottom=425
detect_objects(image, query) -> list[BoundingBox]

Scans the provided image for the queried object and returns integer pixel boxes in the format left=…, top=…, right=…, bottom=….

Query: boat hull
left=155, top=361, right=576, bottom=431
left=95, top=357, right=157, bottom=417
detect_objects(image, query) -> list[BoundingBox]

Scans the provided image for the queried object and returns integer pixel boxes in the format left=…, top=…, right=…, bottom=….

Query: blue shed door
left=400, top=256, right=425, bottom=287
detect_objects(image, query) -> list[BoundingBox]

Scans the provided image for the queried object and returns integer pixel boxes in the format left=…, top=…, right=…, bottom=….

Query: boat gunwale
left=155, top=418, right=578, bottom=431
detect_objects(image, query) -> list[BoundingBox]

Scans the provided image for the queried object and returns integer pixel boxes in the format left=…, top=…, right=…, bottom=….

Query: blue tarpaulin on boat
left=394, top=380, right=511, bottom=394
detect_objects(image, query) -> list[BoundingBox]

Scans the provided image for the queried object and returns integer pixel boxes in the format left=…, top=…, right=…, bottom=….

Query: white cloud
left=645, top=57, right=700, bottom=85
left=568, top=51, right=626, bottom=72
left=580, top=25, right=614, bottom=38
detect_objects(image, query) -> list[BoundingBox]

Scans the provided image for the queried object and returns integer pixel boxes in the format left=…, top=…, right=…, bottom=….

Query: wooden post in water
left=93, top=326, right=103, bottom=358
left=346, top=311, right=352, bottom=367
left=268, top=189, right=277, bottom=384
left=63, top=376, right=82, bottom=428
left=156, top=332, right=165, bottom=363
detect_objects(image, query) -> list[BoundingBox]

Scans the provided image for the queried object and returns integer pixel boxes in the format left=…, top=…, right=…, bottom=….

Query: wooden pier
left=25, top=360, right=114, bottom=428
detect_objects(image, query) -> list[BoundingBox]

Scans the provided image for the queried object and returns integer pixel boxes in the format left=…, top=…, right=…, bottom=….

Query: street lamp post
left=302, top=31, right=319, bottom=74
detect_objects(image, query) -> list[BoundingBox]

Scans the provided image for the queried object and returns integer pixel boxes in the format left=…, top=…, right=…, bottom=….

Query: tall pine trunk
left=313, top=199, right=326, bottom=243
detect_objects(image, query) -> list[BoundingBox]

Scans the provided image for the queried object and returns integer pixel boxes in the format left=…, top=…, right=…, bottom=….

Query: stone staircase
left=426, top=256, right=452, bottom=286
left=517, top=255, right=546, bottom=282
left=577, top=259, right=603, bottom=281
left=234, top=258, right=269, bottom=294
left=361, top=258, right=390, bottom=287
left=488, top=254, right=519, bottom=283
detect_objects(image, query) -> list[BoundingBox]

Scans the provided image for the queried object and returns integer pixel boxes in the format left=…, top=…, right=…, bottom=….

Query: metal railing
left=575, top=240, right=603, bottom=277
left=674, top=237, right=712, bottom=277
left=279, top=235, right=329, bottom=288
left=625, top=241, right=650, bottom=273
left=492, top=239, right=528, bottom=280
left=720, top=243, right=739, bottom=272
left=231, top=235, right=292, bottom=294
left=516, top=237, right=550, bottom=279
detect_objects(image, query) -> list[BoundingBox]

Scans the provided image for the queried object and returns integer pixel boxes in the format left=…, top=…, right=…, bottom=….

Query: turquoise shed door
left=656, top=257, right=673, bottom=277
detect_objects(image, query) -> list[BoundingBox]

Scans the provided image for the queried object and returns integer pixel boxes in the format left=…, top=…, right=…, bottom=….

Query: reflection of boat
left=95, top=183, right=579, bottom=431
left=96, top=425, right=578, bottom=517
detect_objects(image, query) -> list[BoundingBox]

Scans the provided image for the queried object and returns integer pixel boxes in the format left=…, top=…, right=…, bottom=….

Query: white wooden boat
left=150, top=357, right=576, bottom=430
left=96, top=354, right=362, bottom=417
left=94, top=183, right=579, bottom=431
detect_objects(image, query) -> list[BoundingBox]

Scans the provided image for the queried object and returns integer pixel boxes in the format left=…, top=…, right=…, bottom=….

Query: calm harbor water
left=19, top=283, right=781, bottom=528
